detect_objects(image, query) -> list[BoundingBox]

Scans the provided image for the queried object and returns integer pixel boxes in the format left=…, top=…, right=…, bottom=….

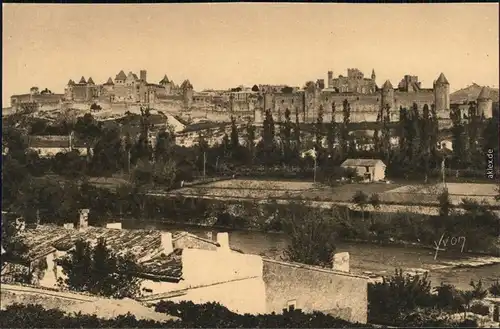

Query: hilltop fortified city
left=2, top=3, right=500, bottom=329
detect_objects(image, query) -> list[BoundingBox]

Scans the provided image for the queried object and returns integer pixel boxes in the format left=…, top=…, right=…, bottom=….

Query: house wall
left=263, top=259, right=368, bottom=324
left=140, top=248, right=266, bottom=314
left=30, top=147, right=89, bottom=158
left=168, top=277, right=266, bottom=315
left=373, top=165, right=386, bottom=181
left=38, top=251, right=68, bottom=289
left=342, top=165, right=385, bottom=182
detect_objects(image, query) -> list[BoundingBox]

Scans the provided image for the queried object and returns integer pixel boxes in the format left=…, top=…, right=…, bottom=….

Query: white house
left=341, top=158, right=386, bottom=182
left=28, top=135, right=91, bottom=158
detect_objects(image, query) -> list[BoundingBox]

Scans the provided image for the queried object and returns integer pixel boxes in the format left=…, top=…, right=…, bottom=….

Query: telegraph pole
left=442, top=157, right=446, bottom=189
left=203, top=151, right=206, bottom=180
left=313, top=154, right=317, bottom=183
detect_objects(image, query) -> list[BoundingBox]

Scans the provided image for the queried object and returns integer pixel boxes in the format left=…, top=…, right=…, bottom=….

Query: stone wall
left=262, top=259, right=368, bottom=324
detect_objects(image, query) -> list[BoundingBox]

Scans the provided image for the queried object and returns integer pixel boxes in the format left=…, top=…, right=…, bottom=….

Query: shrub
left=470, top=303, right=490, bottom=316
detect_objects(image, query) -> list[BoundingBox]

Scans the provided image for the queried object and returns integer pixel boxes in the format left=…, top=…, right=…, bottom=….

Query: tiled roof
left=341, top=158, right=386, bottom=167
left=17, top=225, right=222, bottom=280
left=115, top=70, right=127, bottom=81
left=28, top=135, right=87, bottom=148
left=139, top=248, right=183, bottom=281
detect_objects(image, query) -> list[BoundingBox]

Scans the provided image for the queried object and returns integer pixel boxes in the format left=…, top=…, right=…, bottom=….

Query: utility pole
left=441, top=157, right=446, bottom=189
left=313, top=147, right=317, bottom=183
left=203, top=151, right=206, bottom=180
left=313, top=154, right=317, bottom=183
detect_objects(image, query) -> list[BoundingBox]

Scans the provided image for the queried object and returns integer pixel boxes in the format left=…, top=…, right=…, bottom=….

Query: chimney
left=63, top=223, right=75, bottom=229
left=217, top=232, right=230, bottom=251
left=106, top=222, right=122, bottom=230
left=161, top=232, right=174, bottom=255
left=78, top=209, right=89, bottom=231
left=140, top=70, right=147, bottom=83
left=332, top=252, right=350, bottom=273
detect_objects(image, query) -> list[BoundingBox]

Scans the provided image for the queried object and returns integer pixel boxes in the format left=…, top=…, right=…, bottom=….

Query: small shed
left=340, top=159, right=386, bottom=182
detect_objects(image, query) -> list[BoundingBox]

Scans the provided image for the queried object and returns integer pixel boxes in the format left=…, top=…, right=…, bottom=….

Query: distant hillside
left=450, top=83, right=499, bottom=103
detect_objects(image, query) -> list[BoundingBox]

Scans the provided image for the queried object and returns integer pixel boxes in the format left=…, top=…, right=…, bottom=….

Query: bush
left=470, top=303, right=490, bottom=316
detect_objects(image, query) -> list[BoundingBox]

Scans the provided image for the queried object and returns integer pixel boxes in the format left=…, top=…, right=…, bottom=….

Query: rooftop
left=16, top=224, right=225, bottom=282
left=341, top=158, right=386, bottom=167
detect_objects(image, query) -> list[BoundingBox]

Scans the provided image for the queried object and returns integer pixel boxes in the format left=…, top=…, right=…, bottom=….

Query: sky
left=2, top=3, right=499, bottom=107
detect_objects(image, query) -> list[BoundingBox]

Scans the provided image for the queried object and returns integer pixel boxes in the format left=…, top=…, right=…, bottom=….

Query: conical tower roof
left=87, top=77, right=95, bottom=85
left=67, top=79, right=75, bottom=86
left=115, top=70, right=127, bottom=81
left=79, top=76, right=87, bottom=84
left=477, top=86, right=490, bottom=100
left=181, top=79, right=193, bottom=90
left=435, top=73, right=449, bottom=85
left=382, top=80, right=393, bottom=90
left=104, top=77, right=114, bottom=85
left=159, top=74, right=170, bottom=84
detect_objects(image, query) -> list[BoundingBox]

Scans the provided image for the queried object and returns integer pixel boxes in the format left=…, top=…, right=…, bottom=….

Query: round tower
left=181, top=80, right=193, bottom=109
left=477, top=86, right=493, bottom=118
left=380, top=80, right=394, bottom=110
left=433, top=73, right=450, bottom=114
left=304, top=81, right=318, bottom=122
left=327, top=71, right=333, bottom=89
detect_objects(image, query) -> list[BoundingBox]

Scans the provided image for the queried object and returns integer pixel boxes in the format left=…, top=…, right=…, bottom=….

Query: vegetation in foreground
left=0, top=300, right=481, bottom=328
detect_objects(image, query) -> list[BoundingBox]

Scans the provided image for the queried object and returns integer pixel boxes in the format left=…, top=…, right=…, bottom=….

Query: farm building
left=341, top=159, right=386, bottom=182
left=3, top=215, right=368, bottom=324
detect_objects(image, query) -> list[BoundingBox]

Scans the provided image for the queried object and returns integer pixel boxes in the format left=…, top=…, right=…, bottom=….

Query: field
left=172, top=179, right=500, bottom=207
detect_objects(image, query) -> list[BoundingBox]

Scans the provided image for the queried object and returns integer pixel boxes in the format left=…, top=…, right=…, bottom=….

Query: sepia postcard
left=1, top=3, right=499, bottom=328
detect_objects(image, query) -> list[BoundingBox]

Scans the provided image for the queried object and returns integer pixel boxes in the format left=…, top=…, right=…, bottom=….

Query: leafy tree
left=251, top=85, right=259, bottom=92
left=58, top=238, right=142, bottom=298
left=260, top=109, right=277, bottom=165
left=380, top=104, right=392, bottom=164
left=280, top=108, right=292, bottom=164
left=340, top=99, right=351, bottom=158
left=292, top=108, right=302, bottom=161
left=91, top=127, right=124, bottom=176
left=419, top=104, right=432, bottom=182
left=326, top=102, right=337, bottom=162
left=368, top=269, right=434, bottom=325
left=450, top=106, right=467, bottom=168
left=280, top=201, right=337, bottom=267
left=1, top=213, right=29, bottom=277
left=314, top=105, right=325, bottom=162
left=489, top=279, right=500, bottom=297
left=245, top=123, right=256, bottom=165
left=281, top=86, right=294, bottom=94
left=154, top=126, right=175, bottom=163
left=230, top=116, right=241, bottom=162
left=352, top=190, right=369, bottom=221
left=437, top=188, right=452, bottom=219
